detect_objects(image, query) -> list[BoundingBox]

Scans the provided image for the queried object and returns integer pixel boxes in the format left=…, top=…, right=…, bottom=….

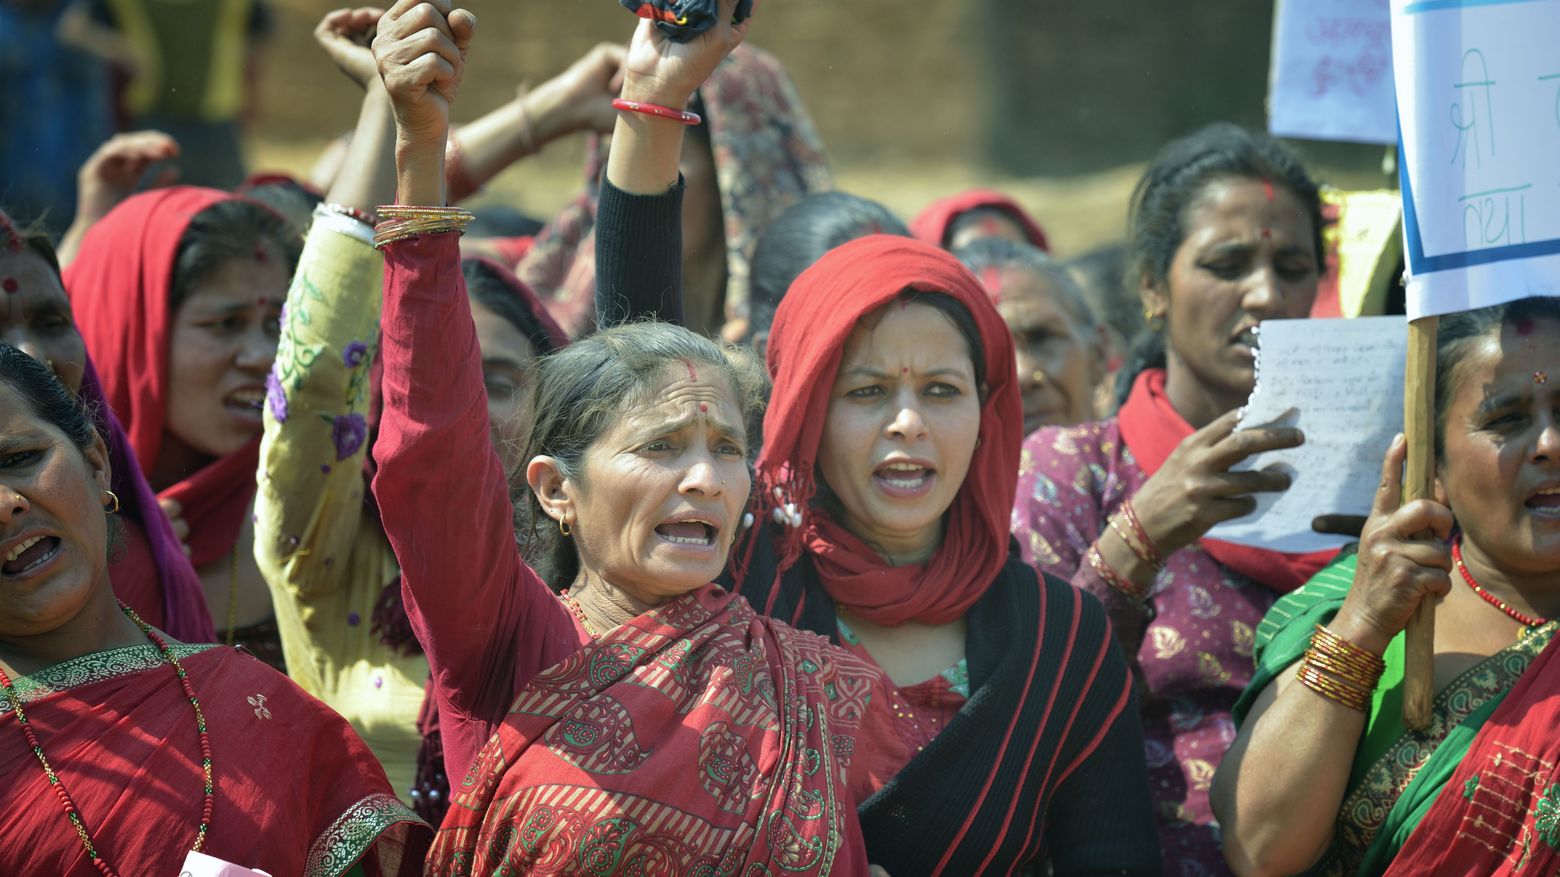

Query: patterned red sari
left=0, top=642, right=428, bottom=875
left=427, top=585, right=881, bottom=876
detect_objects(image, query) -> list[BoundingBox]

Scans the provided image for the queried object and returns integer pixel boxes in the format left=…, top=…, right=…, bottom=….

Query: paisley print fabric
left=426, top=585, right=884, bottom=876
left=1013, top=417, right=1275, bottom=874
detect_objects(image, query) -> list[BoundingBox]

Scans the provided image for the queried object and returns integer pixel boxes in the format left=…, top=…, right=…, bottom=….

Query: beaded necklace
left=0, top=601, right=214, bottom=876
left=558, top=593, right=600, bottom=637
left=1454, top=538, right=1550, bottom=628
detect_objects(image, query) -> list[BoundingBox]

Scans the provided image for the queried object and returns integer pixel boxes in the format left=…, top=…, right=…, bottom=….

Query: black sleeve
left=1045, top=686, right=1164, bottom=876
left=83, top=0, right=116, bottom=26
left=593, top=175, right=685, bottom=328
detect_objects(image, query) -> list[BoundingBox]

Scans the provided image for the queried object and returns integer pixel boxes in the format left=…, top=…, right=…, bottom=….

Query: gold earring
left=558, top=517, right=571, bottom=537
left=1030, top=370, right=1046, bottom=385
left=104, top=490, right=120, bottom=514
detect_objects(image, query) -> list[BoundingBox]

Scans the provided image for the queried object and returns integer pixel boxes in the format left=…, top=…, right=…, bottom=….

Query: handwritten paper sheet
left=1269, top=0, right=1397, bottom=144
left=1392, top=0, right=1560, bottom=318
left=1206, top=317, right=1406, bottom=552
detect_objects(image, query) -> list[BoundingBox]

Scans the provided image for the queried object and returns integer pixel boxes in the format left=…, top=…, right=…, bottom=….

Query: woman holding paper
left=1010, top=123, right=1335, bottom=868
left=1214, top=296, right=1560, bottom=875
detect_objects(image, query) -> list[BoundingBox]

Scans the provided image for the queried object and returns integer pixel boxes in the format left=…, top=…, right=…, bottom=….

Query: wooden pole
left=1402, top=315, right=1439, bottom=731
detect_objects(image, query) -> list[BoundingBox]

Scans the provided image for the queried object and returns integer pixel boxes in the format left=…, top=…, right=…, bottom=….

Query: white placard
left=1392, top=0, right=1560, bottom=318
left=1207, top=317, right=1407, bottom=553
left=1268, top=0, right=1397, bottom=144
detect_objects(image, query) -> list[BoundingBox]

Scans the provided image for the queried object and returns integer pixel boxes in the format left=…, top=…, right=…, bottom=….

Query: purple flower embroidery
left=331, top=413, right=368, bottom=461
left=343, top=341, right=369, bottom=368
left=265, top=369, right=288, bottom=423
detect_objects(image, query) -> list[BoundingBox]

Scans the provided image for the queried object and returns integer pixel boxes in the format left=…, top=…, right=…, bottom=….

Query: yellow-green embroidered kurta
left=255, top=208, right=427, bottom=801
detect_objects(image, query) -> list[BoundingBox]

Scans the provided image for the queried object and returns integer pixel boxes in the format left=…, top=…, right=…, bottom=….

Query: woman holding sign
left=1009, top=123, right=1337, bottom=868
left=1214, top=297, right=1560, bottom=876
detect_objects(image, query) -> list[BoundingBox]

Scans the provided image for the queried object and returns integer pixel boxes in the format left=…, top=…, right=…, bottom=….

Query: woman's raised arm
left=368, top=0, right=581, bottom=765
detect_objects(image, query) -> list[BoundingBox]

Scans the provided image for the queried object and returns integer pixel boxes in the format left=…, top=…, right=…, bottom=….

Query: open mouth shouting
left=1526, top=484, right=1560, bottom=518
left=225, top=386, right=268, bottom=423
left=1, top=532, right=63, bottom=580
left=654, top=513, right=722, bottom=550
left=874, top=458, right=938, bottom=499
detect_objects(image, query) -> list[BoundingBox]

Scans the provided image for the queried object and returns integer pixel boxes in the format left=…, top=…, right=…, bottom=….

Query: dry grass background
left=249, top=0, right=1390, bottom=258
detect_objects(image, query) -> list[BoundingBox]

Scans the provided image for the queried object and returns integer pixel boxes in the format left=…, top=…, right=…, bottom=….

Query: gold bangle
left=1296, top=663, right=1372, bottom=711
left=1311, top=625, right=1386, bottom=676
left=1304, top=651, right=1381, bottom=690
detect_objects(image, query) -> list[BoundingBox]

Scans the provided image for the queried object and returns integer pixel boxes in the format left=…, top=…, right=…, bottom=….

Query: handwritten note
left=1269, top=0, right=1397, bottom=144
left=1392, top=0, right=1560, bottom=318
left=1207, top=317, right=1406, bottom=553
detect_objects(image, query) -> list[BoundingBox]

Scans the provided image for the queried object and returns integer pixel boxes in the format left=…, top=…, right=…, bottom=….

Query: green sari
left=1233, top=551, right=1557, bottom=876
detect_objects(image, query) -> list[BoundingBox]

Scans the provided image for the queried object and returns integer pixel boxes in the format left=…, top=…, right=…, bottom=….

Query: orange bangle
left=1296, top=663, right=1372, bottom=711
left=1087, top=543, right=1149, bottom=601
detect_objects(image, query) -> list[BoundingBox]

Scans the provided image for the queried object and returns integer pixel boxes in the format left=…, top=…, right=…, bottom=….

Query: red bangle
left=1119, top=499, right=1164, bottom=569
left=611, top=98, right=702, bottom=126
left=1087, top=543, right=1149, bottom=602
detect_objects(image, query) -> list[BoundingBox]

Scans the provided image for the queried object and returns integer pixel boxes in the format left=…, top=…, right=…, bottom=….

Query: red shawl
left=426, top=586, right=881, bottom=876
left=1382, top=632, right=1560, bottom=875
left=910, top=189, right=1051, bottom=252
left=750, top=235, right=1023, bottom=627
left=0, top=644, right=428, bottom=875
left=1116, top=369, right=1336, bottom=592
left=63, top=187, right=261, bottom=569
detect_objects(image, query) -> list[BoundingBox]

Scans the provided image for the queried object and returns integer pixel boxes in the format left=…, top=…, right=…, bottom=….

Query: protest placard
left=1269, top=0, right=1396, bottom=144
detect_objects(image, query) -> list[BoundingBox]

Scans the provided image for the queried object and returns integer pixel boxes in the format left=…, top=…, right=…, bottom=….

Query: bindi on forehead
left=1261, top=178, right=1275, bottom=202
left=1515, top=317, right=1536, bottom=337
left=2, top=278, right=16, bottom=294
left=979, top=267, right=1005, bottom=302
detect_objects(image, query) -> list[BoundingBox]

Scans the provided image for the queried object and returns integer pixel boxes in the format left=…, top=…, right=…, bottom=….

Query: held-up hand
left=528, top=42, right=629, bottom=138
left=620, top=0, right=747, bottom=108
left=1331, top=435, right=1454, bottom=654
left=1129, top=408, right=1304, bottom=555
left=372, top=0, right=476, bottom=149
left=157, top=497, right=192, bottom=558
left=77, top=131, right=180, bottom=217
left=316, top=7, right=385, bottom=89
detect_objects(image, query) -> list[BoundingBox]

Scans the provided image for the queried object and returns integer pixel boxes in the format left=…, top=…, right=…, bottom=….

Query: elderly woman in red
left=367, top=3, right=896, bottom=873
left=0, top=344, right=427, bottom=875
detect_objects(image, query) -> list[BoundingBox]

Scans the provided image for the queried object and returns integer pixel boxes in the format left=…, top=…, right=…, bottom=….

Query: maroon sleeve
left=1011, top=422, right=1150, bottom=649
left=372, top=232, right=584, bottom=773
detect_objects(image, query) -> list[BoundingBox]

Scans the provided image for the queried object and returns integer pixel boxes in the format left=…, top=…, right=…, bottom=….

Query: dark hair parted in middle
left=1114, top=123, right=1325, bottom=404
left=746, top=192, right=910, bottom=344
left=1435, top=295, right=1560, bottom=458
left=0, top=343, right=98, bottom=453
left=521, top=322, right=769, bottom=589
left=170, top=199, right=303, bottom=310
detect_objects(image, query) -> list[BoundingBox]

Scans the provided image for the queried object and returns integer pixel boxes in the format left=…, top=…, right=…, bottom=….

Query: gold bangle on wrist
left=372, top=206, right=474, bottom=250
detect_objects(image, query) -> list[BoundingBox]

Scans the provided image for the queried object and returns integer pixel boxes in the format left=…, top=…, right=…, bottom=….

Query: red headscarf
left=1117, top=369, right=1336, bottom=592
left=750, top=235, right=1022, bottom=626
left=911, top=189, right=1051, bottom=252
left=64, top=186, right=261, bottom=568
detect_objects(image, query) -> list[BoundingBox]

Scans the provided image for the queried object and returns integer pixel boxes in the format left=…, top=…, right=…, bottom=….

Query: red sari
left=374, top=232, right=884, bottom=876
left=0, top=642, right=428, bottom=875
left=1382, top=634, right=1560, bottom=876
left=429, top=586, right=878, bottom=875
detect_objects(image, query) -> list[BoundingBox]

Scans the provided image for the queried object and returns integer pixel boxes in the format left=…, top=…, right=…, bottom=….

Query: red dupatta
left=910, top=189, right=1051, bottom=252
left=1116, top=369, right=1335, bottom=593
left=426, top=585, right=880, bottom=876
left=1382, top=632, right=1560, bottom=875
left=0, top=644, right=428, bottom=875
left=747, top=235, right=1023, bottom=627
left=63, top=187, right=261, bottom=568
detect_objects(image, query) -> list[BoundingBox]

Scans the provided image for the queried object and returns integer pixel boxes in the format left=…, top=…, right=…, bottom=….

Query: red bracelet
left=1119, top=499, right=1164, bottom=569
left=1087, top=543, right=1149, bottom=602
left=611, top=98, right=702, bottom=126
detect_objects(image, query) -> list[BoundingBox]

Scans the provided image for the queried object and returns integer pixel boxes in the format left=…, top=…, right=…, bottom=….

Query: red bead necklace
left=0, top=602, right=214, bottom=876
left=1453, top=539, right=1550, bottom=628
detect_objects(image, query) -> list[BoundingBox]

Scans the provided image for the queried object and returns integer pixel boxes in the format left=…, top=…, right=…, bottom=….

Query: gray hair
left=953, top=237, right=1098, bottom=332
left=522, top=321, right=768, bottom=588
